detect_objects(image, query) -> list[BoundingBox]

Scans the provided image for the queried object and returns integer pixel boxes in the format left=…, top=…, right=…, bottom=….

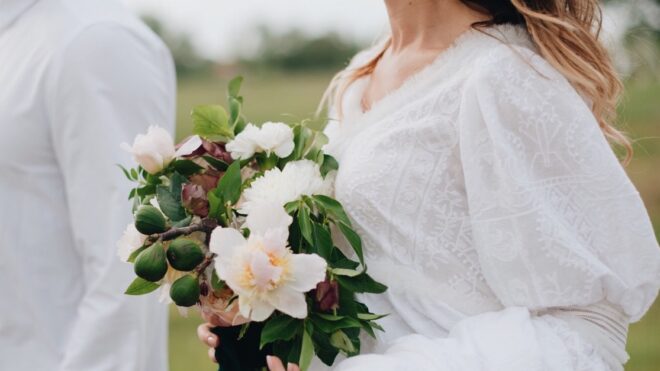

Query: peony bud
left=121, top=126, right=176, bottom=174
left=315, top=279, right=339, bottom=312
left=181, top=183, right=209, bottom=217
left=202, top=141, right=234, bottom=164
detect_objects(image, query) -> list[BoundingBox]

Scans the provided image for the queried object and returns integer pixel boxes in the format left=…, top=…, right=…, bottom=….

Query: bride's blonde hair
left=320, top=0, right=633, bottom=163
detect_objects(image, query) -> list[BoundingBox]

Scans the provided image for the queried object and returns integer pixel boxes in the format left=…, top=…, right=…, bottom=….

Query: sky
left=121, top=0, right=389, bottom=62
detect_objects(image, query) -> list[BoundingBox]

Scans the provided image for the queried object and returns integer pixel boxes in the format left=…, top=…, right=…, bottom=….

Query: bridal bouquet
left=117, top=77, right=386, bottom=370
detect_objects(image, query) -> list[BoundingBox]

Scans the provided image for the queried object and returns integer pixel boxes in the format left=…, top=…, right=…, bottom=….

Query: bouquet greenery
left=117, top=77, right=387, bottom=370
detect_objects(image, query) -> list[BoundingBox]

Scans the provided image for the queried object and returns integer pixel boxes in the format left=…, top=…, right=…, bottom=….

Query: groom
left=0, top=0, right=175, bottom=370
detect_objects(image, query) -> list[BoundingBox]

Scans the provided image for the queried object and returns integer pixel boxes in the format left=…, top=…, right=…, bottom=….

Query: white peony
left=225, top=122, right=294, bottom=160
left=239, top=159, right=334, bottom=215
left=117, top=223, right=147, bottom=262
left=209, top=202, right=327, bottom=321
left=121, top=126, right=176, bottom=174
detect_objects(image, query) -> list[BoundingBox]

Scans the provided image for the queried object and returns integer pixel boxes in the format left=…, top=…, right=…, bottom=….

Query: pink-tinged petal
left=266, top=285, right=308, bottom=319
left=244, top=202, right=292, bottom=235
left=261, top=228, right=289, bottom=258
left=175, top=135, right=203, bottom=157
left=287, top=254, right=327, bottom=292
left=249, top=250, right=283, bottom=291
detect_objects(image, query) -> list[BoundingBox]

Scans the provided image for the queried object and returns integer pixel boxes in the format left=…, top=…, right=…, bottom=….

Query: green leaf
left=227, top=76, right=243, bottom=97
left=130, top=168, right=139, bottom=180
left=299, top=327, right=314, bottom=371
left=207, top=191, right=222, bottom=221
left=118, top=164, right=133, bottom=181
left=330, top=268, right=361, bottom=277
left=337, top=222, right=364, bottom=267
left=203, top=156, right=229, bottom=171
left=128, top=188, right=137, bottom=200
left=260, top=315, right=302, bottom=349
left=228, top=96, right=242, bottom=128
left=172, top=215, right=192, bottom=228
left=172, top=159, right=204, bottom=176
left=127, top=245, right=147, bottom=263
left=298, top=206, right=313, bottom=245
left=336, top=273, right=387, bottom=294
left=212, top=160, right=242, bottom=205
left=312, top=195, right=351, bottom=226
left=156, top=186, right=187, bottom=222
left=356, top=312, right=388, bottom=321
left=312, top=222, right=333, bottom=260
left=311, top=315, right=362, bottom=333
left=191, top=105, right=233, bottom=140
left=320, top=154, right=339, bottom=177
left=124, top=277, right=160, bottom=295
left=329, top=330, right=356, bottom=354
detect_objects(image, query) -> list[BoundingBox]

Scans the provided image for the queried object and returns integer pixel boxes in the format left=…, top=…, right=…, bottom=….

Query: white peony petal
left=116, top=223, right=147, bottom=262
left=209, top=227, right=247, bottom=279
left=249, top=249, right=283, bottom=291
left=273, top=139, right=295, bottom=158
left=266, top=285, right=308, bottom=319
left=239, top=295, right=276, bottom=322
left=226, top=124, right=260, bottom=160
left=258, top=122, right=294, bottom=158
left=175, top=135, right=203, bottom=157
left=244, top=202, right=292, bottom=235
left=287, top=253, right=328, bottom=292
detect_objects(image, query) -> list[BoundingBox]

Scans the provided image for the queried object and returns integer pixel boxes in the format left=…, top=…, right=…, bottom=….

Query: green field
left=169, top=72, right=660, bottom=371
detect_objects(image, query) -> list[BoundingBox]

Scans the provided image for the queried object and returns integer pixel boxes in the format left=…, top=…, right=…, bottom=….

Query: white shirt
left=0, top=0, right=175, bottom=370
left=319, top=25, right=660, bottom=370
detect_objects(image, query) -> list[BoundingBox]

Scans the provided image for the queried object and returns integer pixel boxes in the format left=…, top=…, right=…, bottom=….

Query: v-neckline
left=357, top=27, right=481, bottom=118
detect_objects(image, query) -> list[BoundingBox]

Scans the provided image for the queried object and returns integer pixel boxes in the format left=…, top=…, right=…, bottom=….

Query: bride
left=198, top=0, right=660, bottom=370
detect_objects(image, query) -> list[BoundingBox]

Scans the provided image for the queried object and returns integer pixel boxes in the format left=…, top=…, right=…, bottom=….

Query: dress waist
left=538, top=300, right=630, bottom=371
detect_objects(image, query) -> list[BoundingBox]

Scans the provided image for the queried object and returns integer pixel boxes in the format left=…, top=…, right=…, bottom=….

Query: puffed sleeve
left=44, top=22, right=175, bottom=371
left=331, top=46, right=660, bottom=371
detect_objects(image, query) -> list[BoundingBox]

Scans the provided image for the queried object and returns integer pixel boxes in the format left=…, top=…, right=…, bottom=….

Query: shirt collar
left=0, top=0, right=40, bottom=31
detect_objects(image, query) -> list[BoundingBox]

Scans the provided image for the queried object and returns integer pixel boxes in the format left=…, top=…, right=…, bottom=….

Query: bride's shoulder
left=467, top=27, right=569, bottom=92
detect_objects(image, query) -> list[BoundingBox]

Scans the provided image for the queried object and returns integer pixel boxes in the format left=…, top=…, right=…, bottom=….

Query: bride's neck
left=384, top=0, right=490, bottom=52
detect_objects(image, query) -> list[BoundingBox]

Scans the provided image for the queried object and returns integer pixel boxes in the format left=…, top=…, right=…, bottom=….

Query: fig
left=170, top=275, right=201, bottom=307
left=134, top=242, right=168, bottom=282
left=134, top=205, right=168, bottom=235
left=166, top=238, right=205, bottom=271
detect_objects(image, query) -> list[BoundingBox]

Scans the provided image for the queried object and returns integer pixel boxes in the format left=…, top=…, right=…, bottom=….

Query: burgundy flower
left=315, top=279, right=339, bottom=312
left=181, top=183, right=209, bottom=217
left=189, top=173, right=220, bottom=192
left=202, top=141, right=233, bottom=164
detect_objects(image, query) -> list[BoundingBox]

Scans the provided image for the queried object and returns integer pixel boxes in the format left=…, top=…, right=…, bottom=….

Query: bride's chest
left=334, top=87, right=466, bottom=210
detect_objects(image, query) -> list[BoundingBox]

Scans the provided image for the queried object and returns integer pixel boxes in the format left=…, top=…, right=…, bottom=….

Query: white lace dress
left=318, top=25, right=660, bottom=371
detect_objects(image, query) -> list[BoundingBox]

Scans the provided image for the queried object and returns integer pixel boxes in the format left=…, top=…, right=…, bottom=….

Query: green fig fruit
left=166, top=238, right=205, bottom=271
left=134, top=242, right=168, bottom=282
left=170, top=275, right=201, bottom=307
left=134, top=205, right=168, bottom=235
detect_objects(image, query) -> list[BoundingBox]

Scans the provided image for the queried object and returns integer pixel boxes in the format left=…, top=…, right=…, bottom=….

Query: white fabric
left=0, top=0, right=175, bottom=370
left=319, top=25, right=660, bottom=370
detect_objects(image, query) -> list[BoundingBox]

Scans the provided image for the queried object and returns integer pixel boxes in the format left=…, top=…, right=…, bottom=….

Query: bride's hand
left=266, top=355, right=299, bottom=371
left=196, top=306, right=249, bottom=363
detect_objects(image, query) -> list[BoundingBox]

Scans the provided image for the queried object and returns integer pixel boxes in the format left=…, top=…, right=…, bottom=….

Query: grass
left=169, top=72, right=660, bottom=371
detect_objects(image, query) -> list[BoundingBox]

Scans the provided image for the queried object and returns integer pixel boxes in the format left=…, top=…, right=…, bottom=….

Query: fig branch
left=148, top=218, right=218, bottom=243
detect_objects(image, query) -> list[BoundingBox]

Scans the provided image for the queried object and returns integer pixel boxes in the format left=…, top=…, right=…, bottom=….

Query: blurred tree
left=244, top=28, right=360, bottom=72
left=142, top=15, right=212, bottom=78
